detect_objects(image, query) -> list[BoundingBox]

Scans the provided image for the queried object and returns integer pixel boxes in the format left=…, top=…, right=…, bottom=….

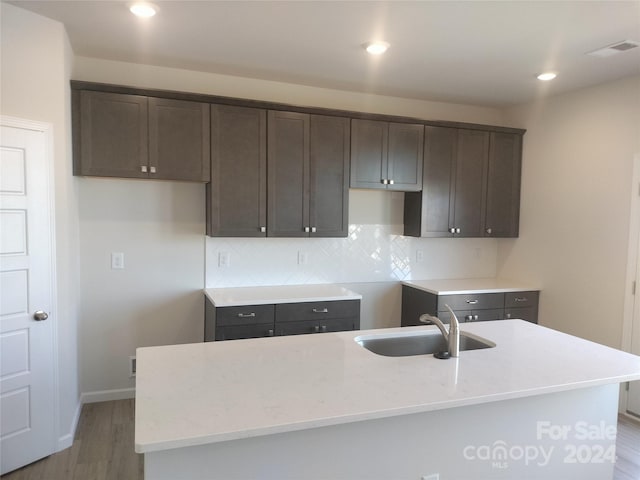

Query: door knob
left=33, top=310, right=49, bottom=321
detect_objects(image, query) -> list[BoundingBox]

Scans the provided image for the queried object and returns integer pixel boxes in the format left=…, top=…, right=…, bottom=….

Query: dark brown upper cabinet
left=267, top=111, right=350, bottom=238
left=484, top=132, right=522, bottom=237
left=404, top=127, right=522, bottom=238
left=207, top=105, right=267, bottom=237
left=73, top=90, right=210, bottom=181
left=350, top=119, right=424, bottom=191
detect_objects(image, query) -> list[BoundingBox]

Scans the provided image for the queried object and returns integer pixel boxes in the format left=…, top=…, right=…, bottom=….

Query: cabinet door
left=215, top=324, right=275, bottom=341
left=207, top=105, right=267, bottom=237
left=148, top=97, right=210, bottom=182
left=267, top=111, right=310, bottom=237
left=452, top=129, right=489, bottom=237
left=387, top=123, right=424, bottom=191
left=484, top=132, right=522, bottom=237
left=404, top=126, right=457, bottom=237
left=77, top=90, right=148, bottom=178
left=350, top=119, right=388, bottom=189
left=504, top=307, right=537, bottom=324
left=275, top=320, right=319, bottom=336
left=309, top=115, right=350, bottom=237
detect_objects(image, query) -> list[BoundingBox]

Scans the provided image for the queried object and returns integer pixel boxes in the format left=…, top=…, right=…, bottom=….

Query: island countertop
left=403, top=277, right=539, bottom=295
left=134, top=320, right=640, bottom=454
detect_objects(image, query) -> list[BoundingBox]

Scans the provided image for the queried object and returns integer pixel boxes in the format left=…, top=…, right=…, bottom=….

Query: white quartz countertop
left=403, top=278, right=540, bottom=295
left=135, top=320, right=640, bottom=453
left=204, top=284, right=362, bottom=307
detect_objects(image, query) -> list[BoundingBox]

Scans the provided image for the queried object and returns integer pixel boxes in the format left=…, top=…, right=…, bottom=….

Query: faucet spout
left=419, top=304, right=460, bottom=357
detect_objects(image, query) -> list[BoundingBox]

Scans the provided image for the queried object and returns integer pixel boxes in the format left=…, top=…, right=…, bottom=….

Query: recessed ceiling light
left=129, top=2, right=157, bottom=17
left=537, top=72, right=557, bottom=81
left=364, top=41, right=390, bottom=55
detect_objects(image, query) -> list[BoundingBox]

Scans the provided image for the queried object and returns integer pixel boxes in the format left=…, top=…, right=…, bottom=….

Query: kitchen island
left=135, top=320, right=640, bottom=479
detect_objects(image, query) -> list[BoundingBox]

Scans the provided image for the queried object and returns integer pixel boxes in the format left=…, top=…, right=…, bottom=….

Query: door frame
left=621, top=153, right=640, bottom=415
left=1, top=115, right=59, bottom=452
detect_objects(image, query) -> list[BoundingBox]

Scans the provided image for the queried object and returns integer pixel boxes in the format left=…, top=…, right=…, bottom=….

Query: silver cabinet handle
left=311, top=227, right=317, bottom=233
left=150, top=166, right=156, bottom=173
left=456, top=228, right=461, bottom=234
left=237, top=313, right=256, bottom=318
left=486, top=228, right=492, bottom=235
left=474, top=315, right=479, bottom=321
left=506, top=313, right=512, bottom=319
left=304, top=227, right=310, bottom=233
left=449, top=227, right=456, bottom=234
left=260, top=226, right=266, bottom=233
left=33, top=310, right=49, bottom=321
left=267, top=329, right=274, bottom=337
left=313, top=325, right=320, bottom=333
left=466, top=299, right=479, bottom=305
left=389, top=179, right=394, bottom=185
left=320, top=325, right=328, bottom=333
left=464, top=315, right=472, bottom=322
left=141, top=165, right=148, bottom=173
left=312, top=308, right=328, bottom=313
left=514, top=297, right=528, bottom=302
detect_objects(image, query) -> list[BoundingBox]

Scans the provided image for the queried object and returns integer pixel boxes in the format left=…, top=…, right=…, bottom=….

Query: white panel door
left=628, top=226, right=640, bottom=417
left=0, top=123, right=55, bottom=474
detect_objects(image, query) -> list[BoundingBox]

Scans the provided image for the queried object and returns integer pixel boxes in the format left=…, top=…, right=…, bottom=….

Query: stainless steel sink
left=354, top=330, right=495, bottom=357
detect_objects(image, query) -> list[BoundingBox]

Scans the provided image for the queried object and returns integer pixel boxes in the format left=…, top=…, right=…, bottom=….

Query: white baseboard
left=57, top=398, right=82, bottom=452
left=81, top=387, right=136, bottom=404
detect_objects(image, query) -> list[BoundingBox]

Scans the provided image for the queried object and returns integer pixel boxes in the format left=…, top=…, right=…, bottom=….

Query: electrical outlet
left=416, top=250, right=424, bottom=263
left=111, top=252, right=125, bottom=269
left=218, top=252, right=230, bottom=267
left=129, top=356, right=136, bottom=377
left=421, top=474, right=439, bottom=480
left=298, top=251, right=308, bottom=265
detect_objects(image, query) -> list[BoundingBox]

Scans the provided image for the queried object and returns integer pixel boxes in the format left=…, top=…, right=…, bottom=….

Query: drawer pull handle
left=514, top=297, right=528, bottom=302
left=267, top=329, right=274, bottom=337
left=312, top=308, right=328, bottom=313
left=320, top=325, right=327, bottom=333
left=313, top=325, right=320, bottom=333
left=466, top=300, right=478, bottom=305
left=237, top=313, right=256, bottom=318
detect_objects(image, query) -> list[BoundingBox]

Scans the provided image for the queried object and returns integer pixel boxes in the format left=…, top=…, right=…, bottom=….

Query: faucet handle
left=419, top=313, right=441, bottom=325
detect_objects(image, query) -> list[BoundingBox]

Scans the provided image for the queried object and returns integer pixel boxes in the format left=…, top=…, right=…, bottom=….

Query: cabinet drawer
left=275, top=317, right=356, bottom=336
left=276, top=300, right=359, bottom=322
left=505, top=291, right=539, bottom=309
left=438, top=293, right=504, bottom=312
left=216, top=304, right=275, bottom=326
left=215, top=324, right=275, bottom=341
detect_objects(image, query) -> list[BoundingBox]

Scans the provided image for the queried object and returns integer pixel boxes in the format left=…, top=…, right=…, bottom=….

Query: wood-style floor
left=1, top=399, right=143, bottom=480
left=2, top=400, right=640, bottom=480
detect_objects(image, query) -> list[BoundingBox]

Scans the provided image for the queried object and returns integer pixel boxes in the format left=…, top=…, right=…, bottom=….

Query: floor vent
left=588, top=40, right=640, bottom=58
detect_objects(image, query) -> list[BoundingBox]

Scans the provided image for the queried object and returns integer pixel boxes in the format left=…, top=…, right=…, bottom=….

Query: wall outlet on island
left=298, top=251, right=308, bottom=265
left=421, top=475, right=439, bottom=480
left=416, top=250, right=424, bottom=263
left=218, top=252, right=230, bottom=268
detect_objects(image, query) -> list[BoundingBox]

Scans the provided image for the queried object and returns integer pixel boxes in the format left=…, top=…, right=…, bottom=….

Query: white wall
left=71, top=58, right=506, bottom=395
left=497, top=75, right=640, bottom=348
left=0, top=3, right=80, bottom=448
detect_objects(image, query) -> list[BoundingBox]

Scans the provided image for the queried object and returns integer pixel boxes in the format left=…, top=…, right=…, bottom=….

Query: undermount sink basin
left=354, top=330, right=496, bottom=357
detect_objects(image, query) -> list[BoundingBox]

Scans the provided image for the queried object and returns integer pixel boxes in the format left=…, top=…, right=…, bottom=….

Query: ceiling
left=8, top=0, right=640, bottom=107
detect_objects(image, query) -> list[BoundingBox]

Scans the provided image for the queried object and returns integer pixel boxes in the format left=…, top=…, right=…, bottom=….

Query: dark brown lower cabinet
left=205, top=297, right=360, bottom=341
left=401, top=286, right=539, bottom=326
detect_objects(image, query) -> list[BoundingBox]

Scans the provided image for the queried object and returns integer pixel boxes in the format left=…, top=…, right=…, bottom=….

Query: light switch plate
left=111, top=252, right=124, bottom=269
